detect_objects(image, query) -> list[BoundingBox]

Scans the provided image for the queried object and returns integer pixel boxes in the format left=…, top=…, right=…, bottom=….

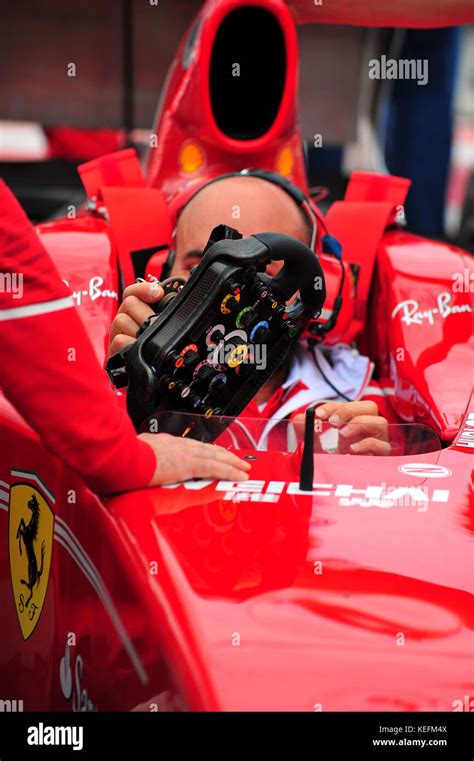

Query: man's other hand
left=293, top=400, right=391, bottom=456
left=139, top=433, right=251, bottom=485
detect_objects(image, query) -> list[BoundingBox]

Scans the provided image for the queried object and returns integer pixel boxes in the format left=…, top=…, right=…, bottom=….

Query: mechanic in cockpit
left=108, top=173, right=393, bottom=455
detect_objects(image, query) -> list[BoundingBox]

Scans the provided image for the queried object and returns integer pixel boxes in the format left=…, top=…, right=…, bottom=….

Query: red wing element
left=287, top=0, right=474, bottom=28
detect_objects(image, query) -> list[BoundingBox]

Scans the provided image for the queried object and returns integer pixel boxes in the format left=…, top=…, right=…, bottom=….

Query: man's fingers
left=140, top=433, right=252, bottom=486
left=161, top=435, right=252, bottom=473
left=338, top=415, right=389, bottom=441
left=118, top=294, right=155, bottom=325
left=190, top=457, right=250, bottom=482
left=122, top=281, right=164, bottom=304
left=193, top=441, right=251, bottom=471
left=349, top=438, right=392, bottom=456
left=186, top=441, right=252, bottom=481
left=109, top=334, right=135, bottom=356
left=336, top=415, right=389, bottom=455
left=110, top=311, right=141, bottom=341
left=315, top=400, right=379, bottom=425
left=291, top=414, right=324, bottom=452
left=109, top=284, right=163, bottom=356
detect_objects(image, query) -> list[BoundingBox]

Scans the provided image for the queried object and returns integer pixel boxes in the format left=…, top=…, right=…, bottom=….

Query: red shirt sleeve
left=0, top=179, right=156, bottom=494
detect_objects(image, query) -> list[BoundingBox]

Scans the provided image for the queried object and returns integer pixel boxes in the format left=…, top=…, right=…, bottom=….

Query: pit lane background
left=0, top=0, right=473, bottom=250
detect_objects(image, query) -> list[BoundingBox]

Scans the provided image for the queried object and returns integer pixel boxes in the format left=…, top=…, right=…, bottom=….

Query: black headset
left=159, top=168, right=319, bottom=280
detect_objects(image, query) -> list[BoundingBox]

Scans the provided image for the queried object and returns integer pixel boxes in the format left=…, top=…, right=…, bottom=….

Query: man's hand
left=294, top=400, right=391, bottom=456
left=109, top=283, right=252, bottom=485
left=109, top=282, right=164, bottom=356
left=139, top=432, right=251, bottom=485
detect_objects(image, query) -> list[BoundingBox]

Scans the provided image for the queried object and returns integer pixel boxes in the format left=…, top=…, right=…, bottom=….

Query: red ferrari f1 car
left=0, top=0, right=473, bottom=712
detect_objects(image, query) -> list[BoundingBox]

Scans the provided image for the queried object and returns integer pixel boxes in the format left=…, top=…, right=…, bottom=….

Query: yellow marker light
left=179, top=141, right=204, bottom=174
left=275, top=146, right=294, bottom=177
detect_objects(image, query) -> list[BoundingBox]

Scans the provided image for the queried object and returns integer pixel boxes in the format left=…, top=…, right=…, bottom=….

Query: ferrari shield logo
left=9, top=477, right=54, bottom=640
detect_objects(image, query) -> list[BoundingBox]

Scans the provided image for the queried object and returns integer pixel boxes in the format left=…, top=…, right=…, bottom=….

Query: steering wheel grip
left=253, top=232, right=326, bottom=313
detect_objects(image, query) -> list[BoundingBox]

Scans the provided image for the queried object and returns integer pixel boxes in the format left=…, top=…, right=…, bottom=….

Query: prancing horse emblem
left=9, top=478, right=54, bottom=640
left=16, top=494, right=46, bottom=607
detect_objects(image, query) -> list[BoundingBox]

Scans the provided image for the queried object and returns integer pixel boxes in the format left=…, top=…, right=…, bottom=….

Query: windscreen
left=146, top=411, right=441, bottom=456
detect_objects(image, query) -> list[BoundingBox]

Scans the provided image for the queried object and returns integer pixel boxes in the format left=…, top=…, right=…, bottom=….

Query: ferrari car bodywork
left=0, top=413, right=472, bottom=711
left=0, top=0, right=472, bottom=712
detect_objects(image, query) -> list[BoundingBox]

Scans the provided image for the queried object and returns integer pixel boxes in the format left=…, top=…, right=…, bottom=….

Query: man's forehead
left=175, top=175, right=308, bottom=250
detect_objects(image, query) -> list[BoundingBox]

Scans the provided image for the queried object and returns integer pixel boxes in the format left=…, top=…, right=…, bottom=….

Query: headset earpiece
left=146, top=247, right=176, bottom=282
left=161, top=248, right=176, bottom=280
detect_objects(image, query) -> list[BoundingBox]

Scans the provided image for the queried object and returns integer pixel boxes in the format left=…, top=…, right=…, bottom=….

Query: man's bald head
left=171, top=175, right=311, bottom=278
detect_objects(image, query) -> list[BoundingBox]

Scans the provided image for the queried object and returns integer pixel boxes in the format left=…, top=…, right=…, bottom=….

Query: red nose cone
left=144, top=0, right=309, bottom=211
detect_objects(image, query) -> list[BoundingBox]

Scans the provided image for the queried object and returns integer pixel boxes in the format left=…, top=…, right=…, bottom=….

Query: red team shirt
left=0, top=180, right=156, bottom=494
